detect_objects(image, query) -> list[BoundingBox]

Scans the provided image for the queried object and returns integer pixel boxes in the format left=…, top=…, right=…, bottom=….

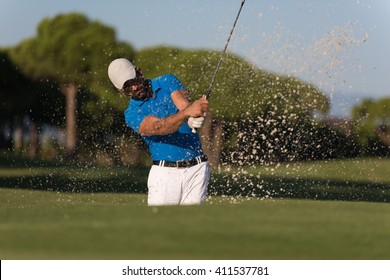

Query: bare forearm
left=139, top=95, right=208, bottom=136
left=139, top=110, right=188, bottom=136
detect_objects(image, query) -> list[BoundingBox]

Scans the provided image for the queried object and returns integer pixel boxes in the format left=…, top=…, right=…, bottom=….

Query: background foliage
left=1, top=12, right=389, bottom=166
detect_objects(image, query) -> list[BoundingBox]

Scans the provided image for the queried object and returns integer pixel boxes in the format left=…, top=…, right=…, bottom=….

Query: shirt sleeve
left=124, top=105, right=146, bottom=133
left=162, top=74, right=187, bottom=93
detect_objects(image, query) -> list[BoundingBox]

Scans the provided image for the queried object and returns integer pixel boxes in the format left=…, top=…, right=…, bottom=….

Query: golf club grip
left=205, top=90, right=211, bottom=100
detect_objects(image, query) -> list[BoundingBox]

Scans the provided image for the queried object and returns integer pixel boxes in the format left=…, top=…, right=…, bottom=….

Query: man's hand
left=188, top=117, right=205, bottom=133
left=139, top=95, right=208, bottom=137
left=183, top=95, right=208, bottom=118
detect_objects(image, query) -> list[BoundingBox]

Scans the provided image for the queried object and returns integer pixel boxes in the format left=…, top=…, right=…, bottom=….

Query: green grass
left=1, top=154, right=390, bottom=259
left=252, top=157, right=390, bottom=183
left=212, top=158, right=390, bottom=202
left=1, top=189, right=390, bottom=259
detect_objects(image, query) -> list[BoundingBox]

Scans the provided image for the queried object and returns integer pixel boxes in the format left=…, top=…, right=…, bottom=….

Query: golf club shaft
left=205, top=0, right=246, bottom=100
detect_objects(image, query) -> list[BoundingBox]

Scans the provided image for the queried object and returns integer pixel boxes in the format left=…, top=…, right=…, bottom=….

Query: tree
left=0, top=51, right=32, bottom=151
left=8, top=13, right=135, bottom=159
left=352, top=97, right=390, bottom=155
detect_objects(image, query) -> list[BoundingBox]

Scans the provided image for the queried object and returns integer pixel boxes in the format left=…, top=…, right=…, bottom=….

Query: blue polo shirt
left=124, top=74, right=204, bottom=161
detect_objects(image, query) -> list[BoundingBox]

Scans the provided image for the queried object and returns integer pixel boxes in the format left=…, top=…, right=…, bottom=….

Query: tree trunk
left=200, top=112, right=213, bottom=163
left=0, top=117, right=13, bottom=149
left=61, top=83, right=78, bottom=159
left=13, top=115, right=23, bottom=152
left=211, top=121, right=223, bottom=166
left=200, top=112, right=223, bottom=167
left=28, top=119, right=39, bottom=158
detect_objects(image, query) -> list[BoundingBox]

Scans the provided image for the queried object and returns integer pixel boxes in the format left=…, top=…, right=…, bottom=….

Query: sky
left=1, top=0, right=389, bottom=115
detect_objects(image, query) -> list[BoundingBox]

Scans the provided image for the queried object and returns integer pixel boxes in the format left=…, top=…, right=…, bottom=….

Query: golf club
left=205, top=0, right=246, bottom=100
left=191, top=0, right=246, bottom=133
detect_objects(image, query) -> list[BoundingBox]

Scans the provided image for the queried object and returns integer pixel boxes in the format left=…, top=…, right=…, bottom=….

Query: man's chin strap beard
left=131, top=80, right=152, bottom=101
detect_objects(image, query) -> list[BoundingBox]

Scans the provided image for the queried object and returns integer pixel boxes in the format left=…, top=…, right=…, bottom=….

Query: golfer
left=108, top=58, right=210, bottom=206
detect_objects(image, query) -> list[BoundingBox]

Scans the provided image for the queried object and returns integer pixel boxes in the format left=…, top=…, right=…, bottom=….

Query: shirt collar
left=150, top=78, right=161, bottom=97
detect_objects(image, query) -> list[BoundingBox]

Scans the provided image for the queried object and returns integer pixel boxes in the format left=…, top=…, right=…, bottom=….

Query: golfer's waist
left=152, top=155, right=208, bottom=168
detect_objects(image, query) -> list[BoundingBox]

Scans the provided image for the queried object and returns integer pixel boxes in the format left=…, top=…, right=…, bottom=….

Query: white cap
left=108, top=58, right=136, bottom=89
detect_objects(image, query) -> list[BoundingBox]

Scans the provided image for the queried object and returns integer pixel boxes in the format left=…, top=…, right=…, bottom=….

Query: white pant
left=147, top=162, right=210, bottom=206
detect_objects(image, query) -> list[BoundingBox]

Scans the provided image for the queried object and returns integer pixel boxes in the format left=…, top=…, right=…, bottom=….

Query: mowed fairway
left=1, top=156, right=390, bottom=259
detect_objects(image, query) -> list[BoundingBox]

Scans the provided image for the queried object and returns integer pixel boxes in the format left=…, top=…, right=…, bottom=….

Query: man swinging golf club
left=108, top=58, right=210, bottom=206
left=108, top=1, right=245, bottom=206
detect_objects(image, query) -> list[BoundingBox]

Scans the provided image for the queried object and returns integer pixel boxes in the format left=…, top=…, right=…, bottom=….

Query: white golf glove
left=188, top=117, right=205, bottom=133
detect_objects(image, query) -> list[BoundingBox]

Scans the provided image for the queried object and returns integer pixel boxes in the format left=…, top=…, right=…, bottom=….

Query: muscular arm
left=171, top=90, right=191, bottom=110
left=138, top=90, right=207, bottom=136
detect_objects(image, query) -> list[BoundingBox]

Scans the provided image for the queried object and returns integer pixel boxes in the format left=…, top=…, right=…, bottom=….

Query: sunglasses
left=123, top=77, right=144, bottom=94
